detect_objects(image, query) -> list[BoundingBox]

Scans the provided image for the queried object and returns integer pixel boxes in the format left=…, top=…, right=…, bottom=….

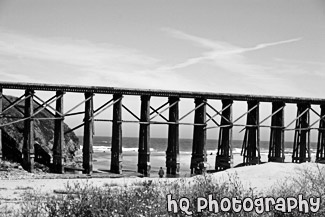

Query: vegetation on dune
left=1, top=165, right=325, bottom=217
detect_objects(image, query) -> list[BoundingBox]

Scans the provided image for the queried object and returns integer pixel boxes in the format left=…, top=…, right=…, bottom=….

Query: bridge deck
left=0, top=81, right=324, bottom=104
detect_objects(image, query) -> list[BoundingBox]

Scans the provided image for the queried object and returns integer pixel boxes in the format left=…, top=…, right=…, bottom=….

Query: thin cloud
left=0, top=29, right=199, bottom=91
left=274, top=58, right=325, bottom=66
left=252, top=38, right=302, bottom=50
left=155, top=28, right=311, bottom=96
left=161, top=27, right=302, bottom=71
left=0, top=29, right=163, bottom=87
left=0, top=28, right=312, bottom=96
left=0, top=30, right=159, bottom=69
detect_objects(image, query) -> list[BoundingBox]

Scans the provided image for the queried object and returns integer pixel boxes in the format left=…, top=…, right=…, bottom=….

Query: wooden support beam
left=215, top=99, right=233, bottom=171
left=64, top=96, right=92, bottom=116
left=150, top=101, right=169, bottom=115
left=190, top=98, right=207, bottom=174
left=150, top=106, right=168, bottom=122
left=111, top=94, right=123, bottom=174
left=52, top=91, right=65, bottom=173
left=292, top=103, right=310, bottom=163
left=2, top=94, right=23, bottom=113
left=34, top=94, right=58, bottom=116
left=2, top=95, right=25, bottom=116
left=166, top=97, right=180, bottom=175
left=242, top=100, right=260, bottom=165
left=206, top=103, right=231, bottom=124
left=138, top=95, right=151, bottom=176
left=0, top=88, right=2, bottom=160
left=83, top=92, right=94, bottom=174
left=268, top=102, right=285, bottom=162
left=22, top=89, right=35, bottom=172
left=94, top=98, right=113, bottom=114
left=316, top=104, right=325, bottom=163
left=122, top=104, right=140, bottom=121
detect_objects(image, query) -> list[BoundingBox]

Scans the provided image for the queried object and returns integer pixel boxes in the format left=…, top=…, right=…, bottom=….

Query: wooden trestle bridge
left=0, top=82, right=325, bottom=176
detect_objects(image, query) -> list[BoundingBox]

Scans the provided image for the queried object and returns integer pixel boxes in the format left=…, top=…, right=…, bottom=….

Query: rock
left=1, top=95, right=80, bottom=165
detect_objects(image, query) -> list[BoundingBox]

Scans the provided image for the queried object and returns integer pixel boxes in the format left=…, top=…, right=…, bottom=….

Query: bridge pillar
left=52, top=91, right=65, bottom=173
left=215, top=99, right=233, bottom=171
left=138, top=95, right=151, bottom=176
left=22, top=89, right=35, bottom=172
left=242, top=100, right=260, bottom=165
left=191, top=98, right=207, bottom=174
left=166, top=97, right=180, bottom=176
left=83, top=92, right=94, bottom=174
left=292, top=103, right=310, bottom=163
left=268, top=102, right=285, bottom=162
left=111, top=94, right=123, bottom=174
left=0, top=88, right=2, bottom=160
left=316, top=104, right=325, bottom=163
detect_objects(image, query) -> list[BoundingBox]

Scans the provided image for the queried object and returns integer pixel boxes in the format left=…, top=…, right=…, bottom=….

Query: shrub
left=5, top=164, right=325, bottom=216
left=266, top=164, right=325, bottom=217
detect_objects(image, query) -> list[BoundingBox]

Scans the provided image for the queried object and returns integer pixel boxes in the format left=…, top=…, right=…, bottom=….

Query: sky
left=0, top=0, right=324, bottom=139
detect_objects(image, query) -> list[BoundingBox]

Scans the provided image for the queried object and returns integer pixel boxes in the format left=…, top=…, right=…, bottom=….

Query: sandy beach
left=92, top=150, right=317, bottom=178
left=1, top=152, right=323, bottom=213
left=1, top=161, right=322, bottom=196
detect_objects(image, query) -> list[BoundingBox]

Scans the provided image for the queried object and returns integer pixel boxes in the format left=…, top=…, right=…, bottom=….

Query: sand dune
left=0, top=162, right=323, bottom=209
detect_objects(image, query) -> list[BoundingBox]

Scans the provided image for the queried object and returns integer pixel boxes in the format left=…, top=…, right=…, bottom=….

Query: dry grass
left=2, top=164, right=325, bottom=216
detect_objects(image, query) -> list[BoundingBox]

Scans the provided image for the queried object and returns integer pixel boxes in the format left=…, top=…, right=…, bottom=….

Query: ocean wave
left=93, top=146, right=111, bottom=151
left=232, top=148, right=242, bottom=154
left=82, top=145, right=316, bottom=155
left=86, top=146, right=156, bottom=152
left=122, top=148, right=156, bottom=152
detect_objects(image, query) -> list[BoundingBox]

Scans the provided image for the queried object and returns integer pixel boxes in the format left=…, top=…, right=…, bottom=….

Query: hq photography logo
left=166, top=194, right=321, bottom=215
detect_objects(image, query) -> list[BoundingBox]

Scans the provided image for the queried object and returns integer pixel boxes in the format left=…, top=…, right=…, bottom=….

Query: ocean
left=75, top=136, right=318, bottom=177
left=78, top=136, right=318, bottom=156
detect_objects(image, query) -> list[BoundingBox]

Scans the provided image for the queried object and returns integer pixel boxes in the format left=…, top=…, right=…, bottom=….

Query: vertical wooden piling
left=242, top=100, right=260, bottom=165
left=316, top=104, right=325, bottom=163
left=0, top=88, right=2, bottom=160
left=292, top=103, right=310, bottom=163
left=23, top=89, right=35, bottom=172
left=138, top=95, right=151, bottom=176
left=191, top=98, right=207, bottom=174
left=52, top=91, right=65, bottom=173
left=215, top=99, right=233, bottom=171
left=83, top=92, right=94, bottom=174
left=111, top=94, right=123, bottom=174
left=0, top=88, right=3, bottom=160
left=166, top=97, right=180, bottom=175
left=268, top=102, right=285, bottom=162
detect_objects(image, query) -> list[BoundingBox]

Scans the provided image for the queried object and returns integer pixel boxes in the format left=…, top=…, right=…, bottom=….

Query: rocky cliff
left=1, top=95, right=80, bottom=164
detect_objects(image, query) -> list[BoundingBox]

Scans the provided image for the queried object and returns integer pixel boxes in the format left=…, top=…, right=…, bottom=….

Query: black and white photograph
left=0, top=0, right=324, bottom=216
